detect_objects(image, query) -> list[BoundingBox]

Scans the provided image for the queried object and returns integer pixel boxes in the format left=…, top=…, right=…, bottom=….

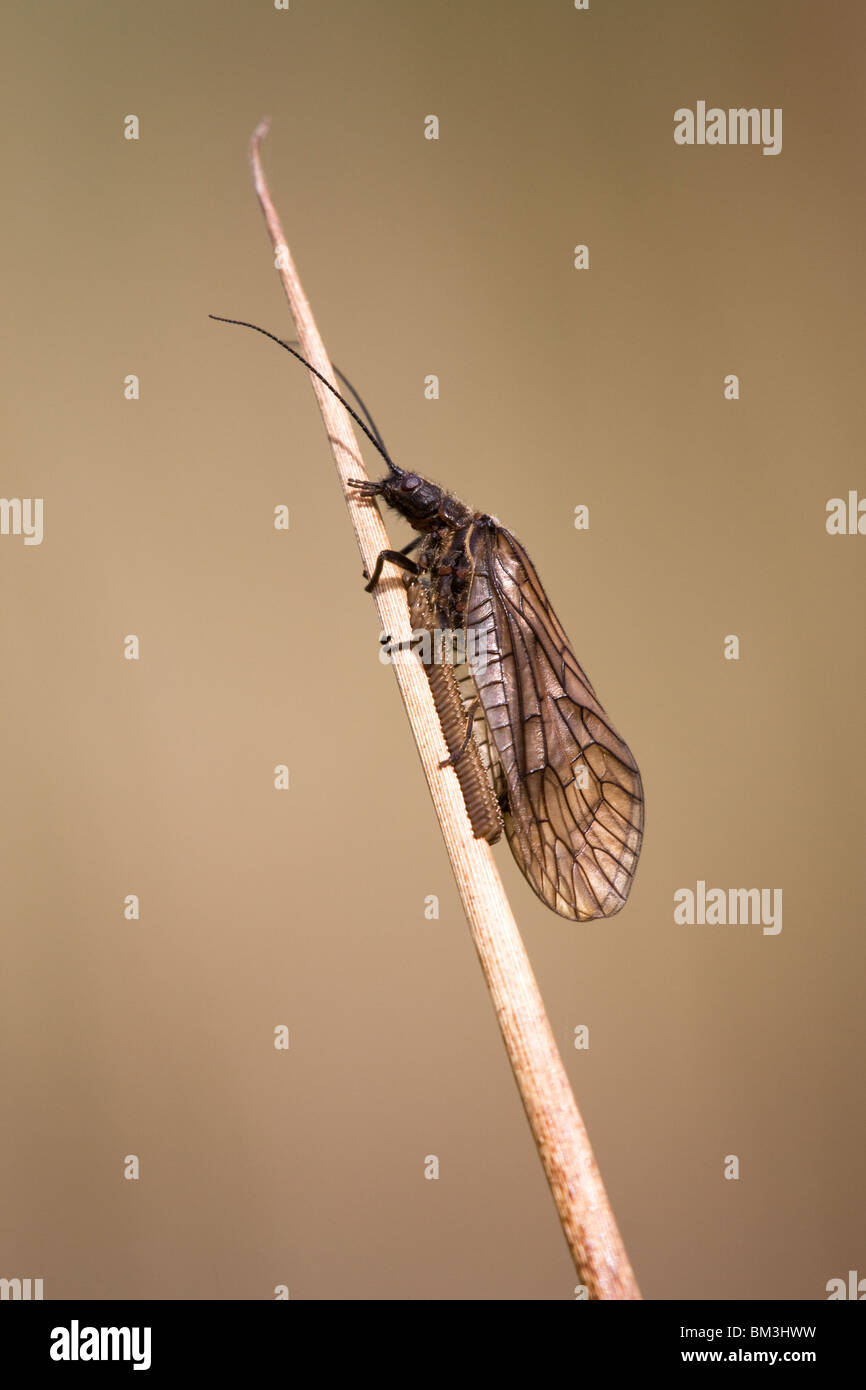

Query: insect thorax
left=418, top=520, right=484, bottom=628
left=377, top=470, right=481, bottom=627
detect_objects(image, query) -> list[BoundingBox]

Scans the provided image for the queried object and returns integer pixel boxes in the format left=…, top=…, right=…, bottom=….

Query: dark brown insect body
left=210, top=315, right=644, bottom=921
left=403, top=576, right=503, bottom=846
left=352, top=468, right=644, bottom=922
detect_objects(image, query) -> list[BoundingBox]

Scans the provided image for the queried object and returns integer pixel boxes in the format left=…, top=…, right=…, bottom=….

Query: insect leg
left=364, top=548, right=422, bottom=592
left=439, top=698, right=481, bottom=768
left=379, top=632, right=420, bottom=657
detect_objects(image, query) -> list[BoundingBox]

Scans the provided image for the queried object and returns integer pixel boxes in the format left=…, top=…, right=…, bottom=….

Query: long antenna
left=209, top=315, right=400, bottom=474
left=284, top=339, right=389, bottom=453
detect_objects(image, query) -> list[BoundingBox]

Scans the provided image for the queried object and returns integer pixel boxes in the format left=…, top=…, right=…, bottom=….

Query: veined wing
left=465, top=520, right=644, bottom=920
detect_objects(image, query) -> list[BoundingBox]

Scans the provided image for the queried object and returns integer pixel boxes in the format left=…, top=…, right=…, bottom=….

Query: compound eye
left=400, top=473, right=422, bottom=493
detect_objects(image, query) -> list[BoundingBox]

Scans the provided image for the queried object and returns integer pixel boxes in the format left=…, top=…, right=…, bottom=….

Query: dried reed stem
left=229, top=118, right=641, bottom=1300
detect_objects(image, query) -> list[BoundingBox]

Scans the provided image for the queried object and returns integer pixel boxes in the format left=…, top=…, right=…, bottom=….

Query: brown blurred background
left=1, top=1, right=863, bottom=1300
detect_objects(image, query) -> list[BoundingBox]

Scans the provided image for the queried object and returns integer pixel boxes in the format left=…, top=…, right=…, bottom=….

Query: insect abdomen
left=405, top=578, right=502, bottom=845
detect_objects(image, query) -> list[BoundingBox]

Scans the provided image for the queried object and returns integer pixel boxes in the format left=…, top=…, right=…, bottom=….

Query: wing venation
left=464, top=521, right=644, bottom=921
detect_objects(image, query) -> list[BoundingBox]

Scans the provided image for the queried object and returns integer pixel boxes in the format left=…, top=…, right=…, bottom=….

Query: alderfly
left=211, top=315, right=644, bottom=920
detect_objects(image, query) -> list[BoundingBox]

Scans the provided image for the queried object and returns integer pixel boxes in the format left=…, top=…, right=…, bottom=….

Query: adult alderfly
left=211, top=315, right=644, bottom=921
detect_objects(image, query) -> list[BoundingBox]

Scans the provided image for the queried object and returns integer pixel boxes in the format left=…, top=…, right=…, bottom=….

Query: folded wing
left=465, top=521, right=644, bottom=920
